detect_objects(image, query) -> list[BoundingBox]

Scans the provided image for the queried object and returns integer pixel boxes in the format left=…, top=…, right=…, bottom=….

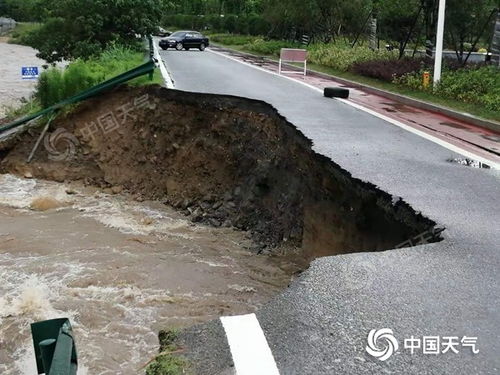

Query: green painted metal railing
left=0, top=40, right=156, bottom=136
left=31, top=318, right=78, bottom=375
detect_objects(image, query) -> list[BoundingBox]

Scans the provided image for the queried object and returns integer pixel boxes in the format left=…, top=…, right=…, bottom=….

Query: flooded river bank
left=0, top=42, right=45, bottom=119
left=0, top=174, right=300, bottom=374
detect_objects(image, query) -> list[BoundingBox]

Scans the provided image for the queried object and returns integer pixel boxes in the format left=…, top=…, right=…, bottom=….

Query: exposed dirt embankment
left=1, top=85, right=439, bottom=260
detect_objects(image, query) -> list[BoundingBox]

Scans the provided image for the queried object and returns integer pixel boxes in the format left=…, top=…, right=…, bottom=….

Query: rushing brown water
left=0, top=174, right=300, bottom=374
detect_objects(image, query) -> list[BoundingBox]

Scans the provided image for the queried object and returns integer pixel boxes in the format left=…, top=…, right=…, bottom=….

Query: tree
left=262, top=0, right=370, bottom=42
left=2, top=0, right=43, bottom=21
left=378, top=0, right=421, bottom=57
left=24, top=0, right=169, bottom=62
left=445, top=0, right=498, bottom=62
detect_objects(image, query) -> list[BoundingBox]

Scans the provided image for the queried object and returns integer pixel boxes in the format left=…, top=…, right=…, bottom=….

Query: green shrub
left=396, top=66, right=500, bottom=112
left=351, top=57, right=429, bottom=82
left=3, top=97, right=41, bottom=121
left=37, top=68, right=65, bottom=108
left=243, top=39, right=301, bottom=56
left=145, top=330, right=188, bottom=375
left=7, top=22, right=41, bottom=46
left=210, top=33, right=258, bottom=46
left=308, top=43, right=395, bottom=72
left=145, top=355, right=187, bottom=375
left=36, top=45, right=152, bottom=108
left=436, top=66, right=500, bottom=112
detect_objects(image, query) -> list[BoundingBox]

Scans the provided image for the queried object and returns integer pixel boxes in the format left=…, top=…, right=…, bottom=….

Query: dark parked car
left=159, top=31, right=209, bottom=51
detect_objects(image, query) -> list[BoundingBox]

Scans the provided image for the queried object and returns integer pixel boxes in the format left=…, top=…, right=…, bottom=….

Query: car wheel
left=160, top=46, right=167, bottom=50
left=199, top=43, right=206, bottom=51
left=185, top=47, right=190, bottom=51
left=175, top=43, right=183, bottom=51
left=324, top=87, right=349, bottom=99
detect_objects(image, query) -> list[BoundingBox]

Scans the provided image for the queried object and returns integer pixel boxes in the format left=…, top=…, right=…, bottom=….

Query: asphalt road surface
left=159, top=48, right=500, bottom=374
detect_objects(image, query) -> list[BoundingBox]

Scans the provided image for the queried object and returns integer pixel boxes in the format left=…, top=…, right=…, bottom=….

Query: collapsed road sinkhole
left=0, top=85, right=442, bottom=265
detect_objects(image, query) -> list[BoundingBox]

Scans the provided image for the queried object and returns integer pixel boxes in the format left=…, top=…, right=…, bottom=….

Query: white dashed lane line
left=220, top=313, right=280, bottom=375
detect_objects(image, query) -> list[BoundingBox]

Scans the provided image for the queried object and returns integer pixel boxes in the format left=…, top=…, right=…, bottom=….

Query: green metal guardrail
left=31, top=318, right=78, bottom=375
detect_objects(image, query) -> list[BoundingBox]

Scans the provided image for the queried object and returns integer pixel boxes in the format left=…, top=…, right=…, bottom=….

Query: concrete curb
left=211, top=44, right=500, bottom=133
left=152, top=37, right=175, bottom=89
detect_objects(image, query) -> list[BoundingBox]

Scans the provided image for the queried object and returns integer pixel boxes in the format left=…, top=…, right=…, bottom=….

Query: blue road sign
left=22, top=66, right=39, bottom=80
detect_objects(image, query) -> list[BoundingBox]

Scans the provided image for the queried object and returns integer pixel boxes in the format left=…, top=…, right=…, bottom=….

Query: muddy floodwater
left=0, top=42, right=45, bottom=118
left=0, top=173, right=300, bottom=374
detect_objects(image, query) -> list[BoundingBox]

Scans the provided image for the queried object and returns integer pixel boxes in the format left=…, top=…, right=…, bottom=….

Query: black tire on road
left=160, top=47, right=167, bottom=51
left=175, top=43, right=183, bottom=51
left=324, top=87, right=349, bottom=99
left=185, top=47, right=190, bottom=51
left=199, top=43, right=206, bottom=51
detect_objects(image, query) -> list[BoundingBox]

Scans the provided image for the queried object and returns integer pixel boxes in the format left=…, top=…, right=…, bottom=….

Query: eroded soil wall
left=1, top=85, right=438, bottom=261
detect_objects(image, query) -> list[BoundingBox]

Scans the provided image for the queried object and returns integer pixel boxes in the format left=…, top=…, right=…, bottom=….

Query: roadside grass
left=145, top=329, right=190, bottom=375
left=37, top=45, right=163, bottom=108
left=211, top=40, right=500, bottom=122
left=2, top=97, right=41, bottom=121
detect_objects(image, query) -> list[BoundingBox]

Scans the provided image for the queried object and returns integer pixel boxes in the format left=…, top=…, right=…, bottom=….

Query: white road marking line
left=208, top=48, right=500, bottom=170
left=152, top=38, right=175, bottom=89
left=220, top=313, right=280, bottom=375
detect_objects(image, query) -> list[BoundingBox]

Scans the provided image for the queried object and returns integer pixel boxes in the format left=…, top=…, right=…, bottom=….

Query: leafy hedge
left=308, top=44, right=395, bottom=72
left=209, top=34, right=258, bottom=46
left=396, top=66, right=500, bottom=112
left=350, top=57, right=467, bottom=82
left=242, top=39, right=301, bottom=56
left=350, top=57, right=429, bottom=81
